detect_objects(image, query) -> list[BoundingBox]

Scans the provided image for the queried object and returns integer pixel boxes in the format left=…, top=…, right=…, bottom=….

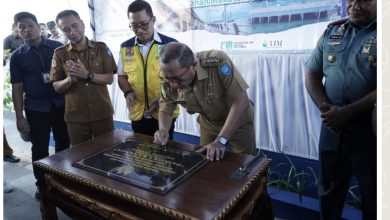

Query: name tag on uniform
left=330, top=35, right=343, bottom=40
left=41, top=72, right=51, bottom=84
left=174, top=100, right=186, bottom=105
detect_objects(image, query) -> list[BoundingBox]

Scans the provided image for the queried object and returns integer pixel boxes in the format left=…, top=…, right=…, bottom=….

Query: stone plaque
left=73, top=139, right=208, bottom=195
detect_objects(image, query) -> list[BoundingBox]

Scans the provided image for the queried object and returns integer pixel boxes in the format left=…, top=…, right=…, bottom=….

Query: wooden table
left=34, top=129, right=272, bottom=220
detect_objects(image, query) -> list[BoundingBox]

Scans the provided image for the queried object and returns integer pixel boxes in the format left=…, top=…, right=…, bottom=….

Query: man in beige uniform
left=154, top=42, right=255, bottom=161
left=50, top=10, right=117, bottom=145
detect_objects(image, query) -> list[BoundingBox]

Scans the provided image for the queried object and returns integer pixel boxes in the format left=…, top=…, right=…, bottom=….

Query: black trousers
left=319, top=131, right=376, bottom=220
left=25, top=107, right=70, bottom=191
left=131, top=117, right=176, bottom=140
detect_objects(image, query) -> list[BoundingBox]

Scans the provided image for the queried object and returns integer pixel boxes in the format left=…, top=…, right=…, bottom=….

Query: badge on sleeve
left=51, top=58, right=57, bottom=68
left=219, top=63, right=232, bottom=76
left=106, top=49, right=113, bottom=57
left=157, top=45, right=164, bottom=54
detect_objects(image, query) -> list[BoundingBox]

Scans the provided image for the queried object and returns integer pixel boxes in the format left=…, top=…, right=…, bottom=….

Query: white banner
left=91, top=0, right=347, bottom=159
left=93, top=0, right=347, bottom=55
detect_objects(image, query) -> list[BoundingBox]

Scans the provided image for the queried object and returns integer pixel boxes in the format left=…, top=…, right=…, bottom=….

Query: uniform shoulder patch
left=327, top=18, right=348, bottom=27
left=200, top=56, right=219, bottom=67
left=106, top=48, right=113, bottom=57
left=157, top=45, right=164, bottom=54
left=51, top=58, right=57, bottom=68
left=53, top=44, right=67, bottom=53
left=219, top=63, right=232, bottom=76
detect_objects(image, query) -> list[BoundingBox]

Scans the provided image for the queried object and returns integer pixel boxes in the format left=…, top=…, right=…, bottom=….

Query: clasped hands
left=65, top=59, right=88, bottom=82
left=320, top=102, right=351, bottom=130
left=153, top=129, right=225, bottom=161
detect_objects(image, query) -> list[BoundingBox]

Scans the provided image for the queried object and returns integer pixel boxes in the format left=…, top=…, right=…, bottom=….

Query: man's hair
left=14, top=12, right=38, bottom=25
left=159, top=43, right=194, bottom=68
left=128, top=0, right=154, bottom=18
left=56, top=10, right=81, bottom=25
left=46, top=21, right=56, bottom=29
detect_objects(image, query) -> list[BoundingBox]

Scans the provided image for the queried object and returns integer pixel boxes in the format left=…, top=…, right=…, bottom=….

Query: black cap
left=46, top=21, right=56, bottom=29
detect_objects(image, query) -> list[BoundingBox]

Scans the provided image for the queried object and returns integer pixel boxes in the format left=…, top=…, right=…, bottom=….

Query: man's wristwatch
left=124, top=89, right=134, bottom=98
left=216, top=136, right=228, bottom=146
left=87, top=72, right=94, bottom=81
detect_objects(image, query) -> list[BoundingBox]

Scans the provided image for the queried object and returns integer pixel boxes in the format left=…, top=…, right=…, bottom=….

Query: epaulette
left=200, top=56, right=219, bottom=67
left=53, top=44, right=68, bottom=52
left=327, top=18, right=348, bottom=27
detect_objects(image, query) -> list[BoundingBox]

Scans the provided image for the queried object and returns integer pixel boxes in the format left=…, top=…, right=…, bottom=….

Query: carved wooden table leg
left=40, top=194, right=58, bottom=220
left=40, top=174, right=58, bottom=220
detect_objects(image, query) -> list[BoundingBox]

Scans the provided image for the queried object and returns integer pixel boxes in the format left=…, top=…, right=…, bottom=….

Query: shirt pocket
left=183, top=91, right=202, bottom=114
left=201, top=83, right=226, bottom=121
left=324, top=41, right=347, bottom=66
left=90, top=56, right=104, bottom=74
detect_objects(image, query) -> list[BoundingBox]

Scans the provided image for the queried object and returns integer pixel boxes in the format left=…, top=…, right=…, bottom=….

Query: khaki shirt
left=160, top=50, right=255, bottom=153
left=50, top=38, right=117, bottom=123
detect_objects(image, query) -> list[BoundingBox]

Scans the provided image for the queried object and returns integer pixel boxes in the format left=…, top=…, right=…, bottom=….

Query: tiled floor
left=3, top=111, right=71, bottom=220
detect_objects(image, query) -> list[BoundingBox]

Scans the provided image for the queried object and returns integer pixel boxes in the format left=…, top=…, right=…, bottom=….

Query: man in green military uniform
left=154, top=42, right=255, bottom=161
left=305, top=0, right=377, bottom=219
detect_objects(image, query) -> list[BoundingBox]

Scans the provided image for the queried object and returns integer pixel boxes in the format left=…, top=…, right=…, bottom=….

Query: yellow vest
left=120, top=44, right=179, bottom=121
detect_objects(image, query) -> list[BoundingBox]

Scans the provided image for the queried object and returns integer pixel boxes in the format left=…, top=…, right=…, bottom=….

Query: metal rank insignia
left=368, top=35, right=377, bottom=44
left=368, top=55, right=377, bottom=66
left=335, top=24, right=345, bottom=36
left=330, top=24, right=345, bottom=40
left=362, top=35, right=377, bottom=54
left=200, top=57, right=219, bottom=67
left=328, top=55, right=336, bottom=63
left=362, top=45, right=371, bottom=54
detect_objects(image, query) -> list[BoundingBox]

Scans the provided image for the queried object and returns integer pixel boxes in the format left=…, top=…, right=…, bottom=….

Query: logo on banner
left=221, top=41, right=233, bottom=50
left=262, top=40, right=283, bottom=48
left=220, top=40, right=254, bottom=50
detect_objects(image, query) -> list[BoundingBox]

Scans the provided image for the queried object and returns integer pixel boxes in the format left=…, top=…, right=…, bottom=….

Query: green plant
left=266, top=153, right=316, bottom=202
left=3, top=49, right=13, bottom=111
left=263, top=151, right=362, bottom=210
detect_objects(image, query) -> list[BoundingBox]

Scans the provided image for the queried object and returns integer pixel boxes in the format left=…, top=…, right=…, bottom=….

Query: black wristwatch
left=123, top=89, right=133, bottom=98
left=216, top=136, right=228, bottom=146
left=87, top=72, right=94, bottom=81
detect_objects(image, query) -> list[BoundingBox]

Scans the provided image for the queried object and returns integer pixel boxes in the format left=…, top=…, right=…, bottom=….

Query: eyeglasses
left=159, top=65, right=191, bottom=84
left=129, top=17, right=152, bottom=31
